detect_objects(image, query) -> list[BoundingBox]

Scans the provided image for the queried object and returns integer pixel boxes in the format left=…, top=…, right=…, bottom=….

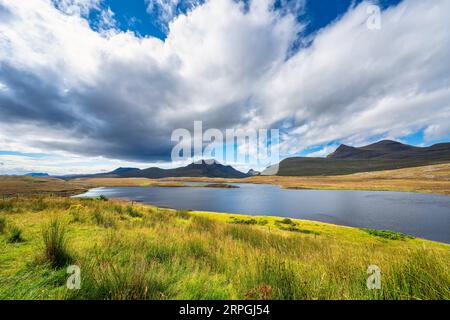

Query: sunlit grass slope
left=0, top=176, right=87, bottom=197
left=1, top=196, right=449, bottom=300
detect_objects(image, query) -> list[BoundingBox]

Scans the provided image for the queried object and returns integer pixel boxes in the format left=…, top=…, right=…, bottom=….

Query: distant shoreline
left=1, top=163, right=449, bottom=197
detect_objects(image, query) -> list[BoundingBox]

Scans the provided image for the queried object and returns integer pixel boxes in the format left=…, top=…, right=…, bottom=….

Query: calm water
left=75, top=184, right=450, bottom=243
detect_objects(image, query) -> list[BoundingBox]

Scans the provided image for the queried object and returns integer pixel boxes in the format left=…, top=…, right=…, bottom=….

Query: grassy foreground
left=0, top=196, right=449, bottom=300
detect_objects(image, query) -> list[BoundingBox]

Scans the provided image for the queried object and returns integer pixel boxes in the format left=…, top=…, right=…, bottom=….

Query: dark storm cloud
left=0, top=64, right=80, bottom=126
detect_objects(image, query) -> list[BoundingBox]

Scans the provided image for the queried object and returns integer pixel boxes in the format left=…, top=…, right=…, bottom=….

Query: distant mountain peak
left=327, top=139, right=441, bottom=160
left=364, top=139, right=409, bottom=147
left=334, top=144, right=356, bottom=152
left=374, top=139, right=398, bottom=144
left=247, top=169, right=260, bottom=176
left=360, top=140, right=416, bottom=153
left=110, top=167, right=140, bottom=175
left=192, top=159, right=220, bottom=165
left=327, top=144, right=363, bottom=159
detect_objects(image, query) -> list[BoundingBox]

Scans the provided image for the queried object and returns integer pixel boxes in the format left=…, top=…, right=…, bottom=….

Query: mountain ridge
left=265, top=140, right=450, bottom=176
left=59, top=140, right=450, bottom=179
left=327, top=140, right=450, bottom=160
left=63, top=160, right=249, bottom=179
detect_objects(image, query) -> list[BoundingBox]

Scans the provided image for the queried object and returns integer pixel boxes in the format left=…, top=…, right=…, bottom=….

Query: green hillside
left=269, top=140, right=450, bottom=176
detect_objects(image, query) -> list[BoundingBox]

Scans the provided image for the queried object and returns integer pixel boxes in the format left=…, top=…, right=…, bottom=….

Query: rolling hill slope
left=265, top=140, right=450, bottom=176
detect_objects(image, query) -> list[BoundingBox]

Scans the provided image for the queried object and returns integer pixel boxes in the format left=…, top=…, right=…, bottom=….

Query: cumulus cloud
left=0, top=0, right=449, bottom=172
left=259, top=0, right=450, bottom=153
left=305, top=144, right=340, bottom=158
left=52, top=0, right=101, bottom=16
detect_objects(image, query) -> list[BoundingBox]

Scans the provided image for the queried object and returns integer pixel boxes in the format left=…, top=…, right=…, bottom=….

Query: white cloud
left=0, top=0, right=449, bottom=174
left=305, top=144, right=340, bottom=158
left=145, top=0, right=203, bottom=31
left=53, top=0, right=101, bottom=16
left=260, top=0, right=450, bottom=154
left=97, top=7, right=116, bottom=31
left=424, top=119, right=450, bottom=142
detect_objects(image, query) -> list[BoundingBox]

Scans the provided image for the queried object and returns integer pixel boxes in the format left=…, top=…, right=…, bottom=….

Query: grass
left=97, top=195, right=108, bottom=201
left=0, top=176, right=87, bottom=197
left=41, top=218, right=72, bottom=268
left=362, top=228, right=413, bottom=241
left=275, top=218, right=320, bottom=235
left=0, top=216, right=6, bottom=233
left=229, top=217, right=259, bottom=225
left=0, top=196, right=449, bottom=300
left=7, top=226, right=24, bottom=243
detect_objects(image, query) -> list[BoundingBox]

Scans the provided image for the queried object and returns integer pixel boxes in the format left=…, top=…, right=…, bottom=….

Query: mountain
left=326, top=144, right=382, bottom=159
left=327, top=140, right=425, bottom=160
left=327, top=140, right=450, bottom=161
left=61, top=140, right=450, bottom=178
left=109, top=167, right=140, bottom=175
left=263, top=140, right=450, bottom=176
left=66, top=160, right=248, bottom=179
left=121, top=160, right=248, bottom=178
left=246, top=169, right=261, bottom=176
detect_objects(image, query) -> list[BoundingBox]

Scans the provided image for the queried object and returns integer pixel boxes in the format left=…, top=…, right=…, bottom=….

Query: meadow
left=0, top=195, right=449, bottom=300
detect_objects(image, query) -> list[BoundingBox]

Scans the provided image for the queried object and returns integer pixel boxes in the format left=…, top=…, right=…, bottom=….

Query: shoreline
left=73, top=188, right=450, bottom=245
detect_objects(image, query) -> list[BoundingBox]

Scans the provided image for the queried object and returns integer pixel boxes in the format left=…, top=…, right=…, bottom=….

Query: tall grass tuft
left=0, top=216, right=6, bottom=234
left=382, top=250, right=450, bottom=300
left=7, top=226, right=24, bottom=243
left=190, top=215, right=217, bottom=232
left=175, top=210, right=192, bottom=220
left=126, top=205, right=143, bottom=218
left=97, top=195, right=108, bottom=201
left=92, top=209, right=116, bottom=228
left=255, top=255, right=307, bottom=299
left=42, top=218, right=72, bottom=268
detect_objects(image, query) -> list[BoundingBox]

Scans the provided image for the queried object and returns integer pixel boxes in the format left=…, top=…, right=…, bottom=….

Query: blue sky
left=89, top=0, right=404, bottom=39
left=89, top=0, right=167, bottom=39
left=1, top=0, right=449, bottom=174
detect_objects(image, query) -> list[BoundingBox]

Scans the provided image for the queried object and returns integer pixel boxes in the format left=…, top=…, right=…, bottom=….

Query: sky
left=0, top=0, right=449, bottom=175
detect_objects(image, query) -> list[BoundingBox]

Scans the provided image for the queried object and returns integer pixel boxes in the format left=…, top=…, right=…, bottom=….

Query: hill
left=327, top=140, right=450, bottom=160
left=265, top=140, right=450, bottom=176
